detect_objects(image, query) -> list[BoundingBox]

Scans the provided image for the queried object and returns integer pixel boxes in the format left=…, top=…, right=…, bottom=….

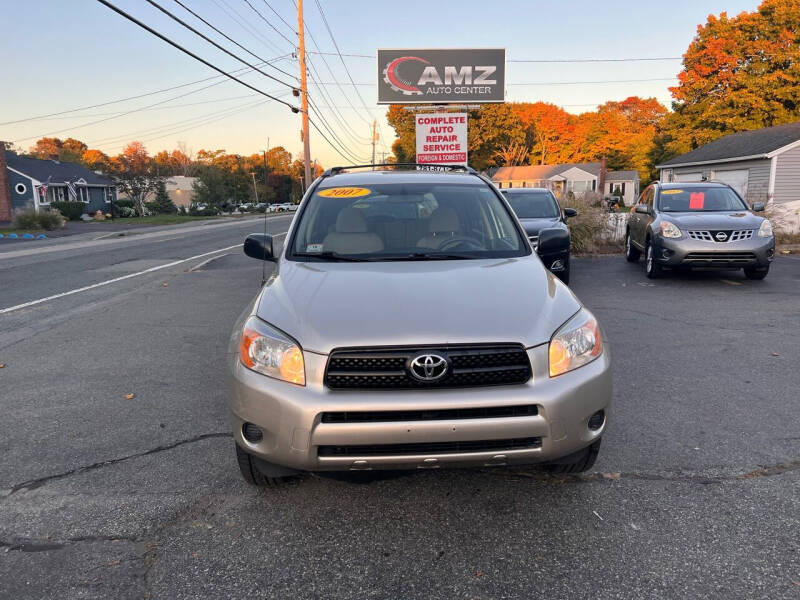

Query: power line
left=240, top=0, right=296, bottom=47
left=13, top=66, right=264, bottom=143
left=259, top=0, right=297, bottom=34
left=144, top=0, right=296, bottom=90
left=306, top=94, right=369, bottom=162
left=306, top=58, right=371, bottom=143
left=88, top=98, right=269, bottom=146
left=211, top=0, right=284, bottom=55
left=307, top=51, right=684, bottom=63
left=0, top=58, right=290, bottom=126
left=94, top=0, right=298, bottom=112
left=312, top=0, right=388, bottom=151
left=310, top=77, right=677, bottom=86
left=105, top=101, right=272, bottom=153
left=171, top=0, right=298, bottom=81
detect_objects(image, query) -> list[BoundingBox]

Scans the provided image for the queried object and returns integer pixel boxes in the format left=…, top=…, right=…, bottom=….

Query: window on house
left=105, top=187, right=115, bottom=202
left=78, top=187, right=90, bottom=203
left=508, top=182, right=513, bottom=188
left=44, top=187, right=65, bottom=204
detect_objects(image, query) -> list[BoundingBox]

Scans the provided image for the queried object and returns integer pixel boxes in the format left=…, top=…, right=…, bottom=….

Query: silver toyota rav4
left=228, top=166, right=611, bottom=486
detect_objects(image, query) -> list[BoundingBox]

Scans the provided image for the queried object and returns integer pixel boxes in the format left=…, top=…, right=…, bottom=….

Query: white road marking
left=720, top=279, right=742, bottom=286
left=0, top=244, right=242, bottom=315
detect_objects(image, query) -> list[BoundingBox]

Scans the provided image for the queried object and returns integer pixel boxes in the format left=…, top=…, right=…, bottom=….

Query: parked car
left=626, top=182, right=774, bottom=279
left=228, top=166, right=611, bottom=486
left=502, top=188, right=577, bottom=283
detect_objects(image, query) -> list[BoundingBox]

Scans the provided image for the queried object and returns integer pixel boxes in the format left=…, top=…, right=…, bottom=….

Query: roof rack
left=322, top=163, right=477, bottom=176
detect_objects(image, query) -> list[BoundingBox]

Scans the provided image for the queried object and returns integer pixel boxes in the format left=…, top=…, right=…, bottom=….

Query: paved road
left=0, top=224, right=798, bottom=599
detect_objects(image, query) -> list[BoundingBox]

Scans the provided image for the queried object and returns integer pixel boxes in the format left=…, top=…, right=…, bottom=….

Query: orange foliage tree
left=661, top=0, right=800, bottom=157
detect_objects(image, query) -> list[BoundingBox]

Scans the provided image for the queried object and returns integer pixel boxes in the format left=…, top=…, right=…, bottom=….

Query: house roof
left=5, top=153, right=114, bottom=185
left=165, top=176, right=197, bottom=191
left=606, top=170, right=638, bottom=181
left=492, top=162, right=639, bottom=182
left=658, top=122, right=800, bottom=168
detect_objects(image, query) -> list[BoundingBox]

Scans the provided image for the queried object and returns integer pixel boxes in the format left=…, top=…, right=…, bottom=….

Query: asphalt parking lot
left=0, top=225, right=798, bottom=599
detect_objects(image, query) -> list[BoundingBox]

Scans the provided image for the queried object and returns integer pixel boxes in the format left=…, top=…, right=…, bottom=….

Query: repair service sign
left=415, top=113, right=468, bottom=166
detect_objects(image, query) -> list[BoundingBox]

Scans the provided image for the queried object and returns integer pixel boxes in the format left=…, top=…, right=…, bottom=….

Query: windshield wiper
left=293, top=251, right=374, bottom=262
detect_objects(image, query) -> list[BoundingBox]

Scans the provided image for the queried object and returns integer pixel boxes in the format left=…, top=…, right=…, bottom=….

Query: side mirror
left=635, top=204, right=650, bottom=215
left=752, top=202, right=765, bottom=212
left=563, top=208, right=578, bottom=218
left=537, top=227, right=570, bottom=255
left=243, top=233, right=275, bottom=262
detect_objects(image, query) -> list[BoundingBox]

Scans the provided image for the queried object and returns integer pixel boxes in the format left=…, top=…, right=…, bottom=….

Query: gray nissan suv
left=626, top=181, right=775, bottom=279
left=228, top=165, right=611, bottom=486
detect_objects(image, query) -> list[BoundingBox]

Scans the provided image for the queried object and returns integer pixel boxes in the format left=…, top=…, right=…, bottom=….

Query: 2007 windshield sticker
left=661, top=189, right=683, bottom=195
left=317, top=187, right=371, bottom=198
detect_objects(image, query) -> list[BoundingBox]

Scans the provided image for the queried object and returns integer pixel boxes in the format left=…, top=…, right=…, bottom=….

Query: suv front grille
left=687, top=230, right=754, bottom=242
left=317, top=437, right=542, bottom=457
left=684, top=251, right=756, bottom=263
left=325, top=345, right=532, bottom=390
left=321, top=404, right=538, bottom=423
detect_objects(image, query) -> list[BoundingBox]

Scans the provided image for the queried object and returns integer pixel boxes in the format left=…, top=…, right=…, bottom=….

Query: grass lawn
left=84, top=214, right=227, bottom=226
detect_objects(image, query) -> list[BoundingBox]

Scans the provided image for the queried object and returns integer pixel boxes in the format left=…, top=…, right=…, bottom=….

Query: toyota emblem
left=408, top=352, right=450, bottom=382
left=715, top=231, right=728, bottom=241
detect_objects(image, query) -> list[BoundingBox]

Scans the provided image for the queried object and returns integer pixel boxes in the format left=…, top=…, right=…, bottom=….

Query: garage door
left=674, top=172, right=703, bottom=182
left=712, top=169, right=749, bottom=198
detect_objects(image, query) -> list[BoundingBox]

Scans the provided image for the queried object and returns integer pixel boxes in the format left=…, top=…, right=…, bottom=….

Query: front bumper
left=227, top=344, right=612, bottom=472
left=653, top=235, right=774, bottom=269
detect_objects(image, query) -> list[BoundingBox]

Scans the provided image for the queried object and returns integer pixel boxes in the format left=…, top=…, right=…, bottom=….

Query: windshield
left=503, top=190, right=560, bottom=218
left=658, top=187, right=748, bottom=212
left=289, top=181, right=527, bottom=261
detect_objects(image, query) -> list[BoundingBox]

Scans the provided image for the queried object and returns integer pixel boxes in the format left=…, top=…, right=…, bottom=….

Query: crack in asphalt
left=0, top=534, right=140, bottom=553
left=3, top=432, right=231, bottom=496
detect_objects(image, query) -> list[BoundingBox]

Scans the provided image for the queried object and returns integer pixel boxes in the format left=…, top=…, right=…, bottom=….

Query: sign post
left=415, top=113, right=468, bottom=167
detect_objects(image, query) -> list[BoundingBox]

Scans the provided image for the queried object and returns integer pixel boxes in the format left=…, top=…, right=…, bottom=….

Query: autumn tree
left=662, top=0, right=800, bottom=157
left=80, top=149, right=110, bottom=172
left=110, top=142, right=162, bottom=216
left=512, top=102, right=576, bottom=165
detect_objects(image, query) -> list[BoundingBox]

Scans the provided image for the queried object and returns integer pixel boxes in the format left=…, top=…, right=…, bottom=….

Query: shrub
left=151, top=181, right=177, bottom=214
left=561, top=192, right=622, bottom=254
left=118, top=206, right=137, bottom=218
left=114, top=199, right=135, bottom=209
left=51, top=201, right=86, bottom=221
left=13, top=209, right=65, bottom=231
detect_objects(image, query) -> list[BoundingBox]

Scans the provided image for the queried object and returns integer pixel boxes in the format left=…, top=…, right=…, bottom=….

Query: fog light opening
left=661, top=249, right=672, bottom=259
left=767, top=248, right=774, bottom=259
left=242, top=422, right=264, bottom=443
left=588, top=410, right=605, bottom=431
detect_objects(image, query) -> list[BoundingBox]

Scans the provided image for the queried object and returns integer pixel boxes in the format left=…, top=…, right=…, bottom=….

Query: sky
left=0, top=0, right=761, bottom=167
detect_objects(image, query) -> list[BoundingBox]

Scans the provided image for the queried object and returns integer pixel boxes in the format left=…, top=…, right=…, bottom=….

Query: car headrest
left=429, top=208, right=459, bottom=233
left=335, top=208, right=368, bottom=233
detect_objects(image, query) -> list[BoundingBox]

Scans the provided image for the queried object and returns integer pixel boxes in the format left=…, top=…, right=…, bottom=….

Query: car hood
left=663, top=211, right=764, bottom=230
left=254, top=256, right=581, bottom=353
left=519, top=218, right=565, bottom=236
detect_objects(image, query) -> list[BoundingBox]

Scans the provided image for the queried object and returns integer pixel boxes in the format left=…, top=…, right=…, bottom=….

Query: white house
left=491, top=162, right=640, bottom=206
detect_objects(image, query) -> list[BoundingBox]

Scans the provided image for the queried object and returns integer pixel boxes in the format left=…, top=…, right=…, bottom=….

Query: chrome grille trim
left=687, top=230, right=754, bottom=242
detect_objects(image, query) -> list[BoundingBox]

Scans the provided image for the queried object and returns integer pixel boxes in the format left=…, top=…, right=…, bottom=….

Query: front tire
left=235, top=444, right=292, bottom=487
left=625, top=231, right=641, bottom=262
left=645, top=242, right=663, bottom=279
left=744, top=266, right=769, bottom=280
left=541, top=439, right=601, bottom=474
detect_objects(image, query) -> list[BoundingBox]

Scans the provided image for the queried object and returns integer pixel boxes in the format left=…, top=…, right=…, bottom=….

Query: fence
left=600, top=212, right=629, bottom=242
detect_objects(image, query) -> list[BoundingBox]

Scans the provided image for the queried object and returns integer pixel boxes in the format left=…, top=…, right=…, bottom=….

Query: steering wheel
left=437, top=236, right=483, bottom=251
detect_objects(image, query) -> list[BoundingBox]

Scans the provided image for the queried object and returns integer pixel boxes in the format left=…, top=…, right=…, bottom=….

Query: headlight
left=239, top=316, right=305, bottom=385
left=549, top=309, right=603, bottom=377
left=757, top=219, right=773, bottom=238
left=659, top=221, right=682, bottom=238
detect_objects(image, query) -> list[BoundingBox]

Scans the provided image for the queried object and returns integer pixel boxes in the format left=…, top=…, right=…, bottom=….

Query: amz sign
left=377, top=48, right=505, bottom=104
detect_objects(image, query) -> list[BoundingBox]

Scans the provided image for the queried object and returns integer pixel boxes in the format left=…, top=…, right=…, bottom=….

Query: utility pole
left=250, top=172, right=260, bottom=204
left=297, top=0, right=312, bottom=189
left=371, top=119, right=378, bottom=168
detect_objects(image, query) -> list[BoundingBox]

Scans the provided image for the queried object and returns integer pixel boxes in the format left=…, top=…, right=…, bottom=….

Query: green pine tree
left=152, top=181, right=177, bottom=214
